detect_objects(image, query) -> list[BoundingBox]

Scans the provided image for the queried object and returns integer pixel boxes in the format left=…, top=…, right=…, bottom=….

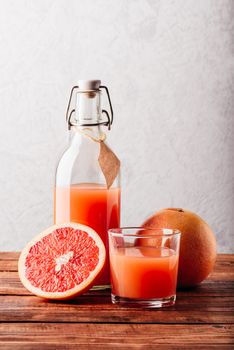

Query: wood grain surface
left=0, top=253, right=233, bottom=349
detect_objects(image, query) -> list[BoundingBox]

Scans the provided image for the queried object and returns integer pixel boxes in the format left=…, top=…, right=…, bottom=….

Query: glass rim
left=108, top=227, right=181, bottom=238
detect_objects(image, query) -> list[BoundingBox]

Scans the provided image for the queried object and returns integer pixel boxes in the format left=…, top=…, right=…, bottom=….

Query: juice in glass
left=110, top=246, right=178, bottom=299
left=55, top=183, right=120, bottom=285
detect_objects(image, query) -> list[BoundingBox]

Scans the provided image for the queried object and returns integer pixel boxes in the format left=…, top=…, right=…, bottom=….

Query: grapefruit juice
left=110, top=246, right=179, bottom=299
left=55, top=183, right=120, bottom=285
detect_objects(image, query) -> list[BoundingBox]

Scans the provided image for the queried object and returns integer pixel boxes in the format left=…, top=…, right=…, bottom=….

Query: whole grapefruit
left=18, top=223, right=106, bottom=299
left=142, top=208, right=217, bottom=287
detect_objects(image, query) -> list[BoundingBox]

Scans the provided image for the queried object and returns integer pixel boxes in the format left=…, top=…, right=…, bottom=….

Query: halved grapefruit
left=18, top=223, right=106, bottom=299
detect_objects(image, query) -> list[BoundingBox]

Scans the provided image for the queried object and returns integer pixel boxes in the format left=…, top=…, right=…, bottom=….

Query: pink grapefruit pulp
left=18, top=223, right=106, bottom=299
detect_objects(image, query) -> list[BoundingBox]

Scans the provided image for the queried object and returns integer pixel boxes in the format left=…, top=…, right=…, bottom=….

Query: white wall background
left=0, top=0, right=233, bottom=252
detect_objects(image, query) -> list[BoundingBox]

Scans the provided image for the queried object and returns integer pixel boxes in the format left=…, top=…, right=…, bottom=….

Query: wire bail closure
left=66, top=85, right=114, bottom=130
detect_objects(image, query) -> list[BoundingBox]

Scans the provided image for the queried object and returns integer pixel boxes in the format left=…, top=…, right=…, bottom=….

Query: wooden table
left=0, top=253, right=233, bottom=349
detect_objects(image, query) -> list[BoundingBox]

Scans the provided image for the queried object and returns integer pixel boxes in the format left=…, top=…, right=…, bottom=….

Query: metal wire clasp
left=65, top=85, right=114, bottom=130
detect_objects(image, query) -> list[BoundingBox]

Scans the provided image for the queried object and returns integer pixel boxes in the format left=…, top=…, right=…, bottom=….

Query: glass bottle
left=54, top=80, right=121, bottom=289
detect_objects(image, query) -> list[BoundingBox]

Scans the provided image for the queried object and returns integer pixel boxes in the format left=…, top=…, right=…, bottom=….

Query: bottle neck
left=75, top=90, right=101, bottom=126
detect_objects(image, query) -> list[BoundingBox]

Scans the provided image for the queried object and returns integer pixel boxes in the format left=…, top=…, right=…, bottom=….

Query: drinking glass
left=108, top=227, right=181, bottom=308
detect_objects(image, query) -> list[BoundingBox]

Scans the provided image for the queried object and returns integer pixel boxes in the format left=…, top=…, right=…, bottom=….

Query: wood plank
left=0, top=271, right=30, bottom=295
left=216, top=255, right=234, bottom=262
left=0, top=323, right=233, bottom=349
left=1, top=271, right=233, bottom=297
left=207, top=272, right=234, bottom=281
left=0, top=259, right=18, bottom=271
left=177, top=280, right=234, bottom=296
left=0, top=252, right=20, bottom=260
left=0, top=295, right=233, bottom=324
left=0, top=253, right=233, bottom=262
left=1, top=254, right=233, bottom=273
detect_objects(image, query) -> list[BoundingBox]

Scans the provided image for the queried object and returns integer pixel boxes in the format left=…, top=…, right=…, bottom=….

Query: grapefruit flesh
left=18, top=223, right=106, bottom=299
left=142, top=208, right=217, bottom=287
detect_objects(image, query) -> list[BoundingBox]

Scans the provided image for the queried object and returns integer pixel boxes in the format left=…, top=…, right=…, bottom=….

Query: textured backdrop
left=0, top=0, right=233, bottom=252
